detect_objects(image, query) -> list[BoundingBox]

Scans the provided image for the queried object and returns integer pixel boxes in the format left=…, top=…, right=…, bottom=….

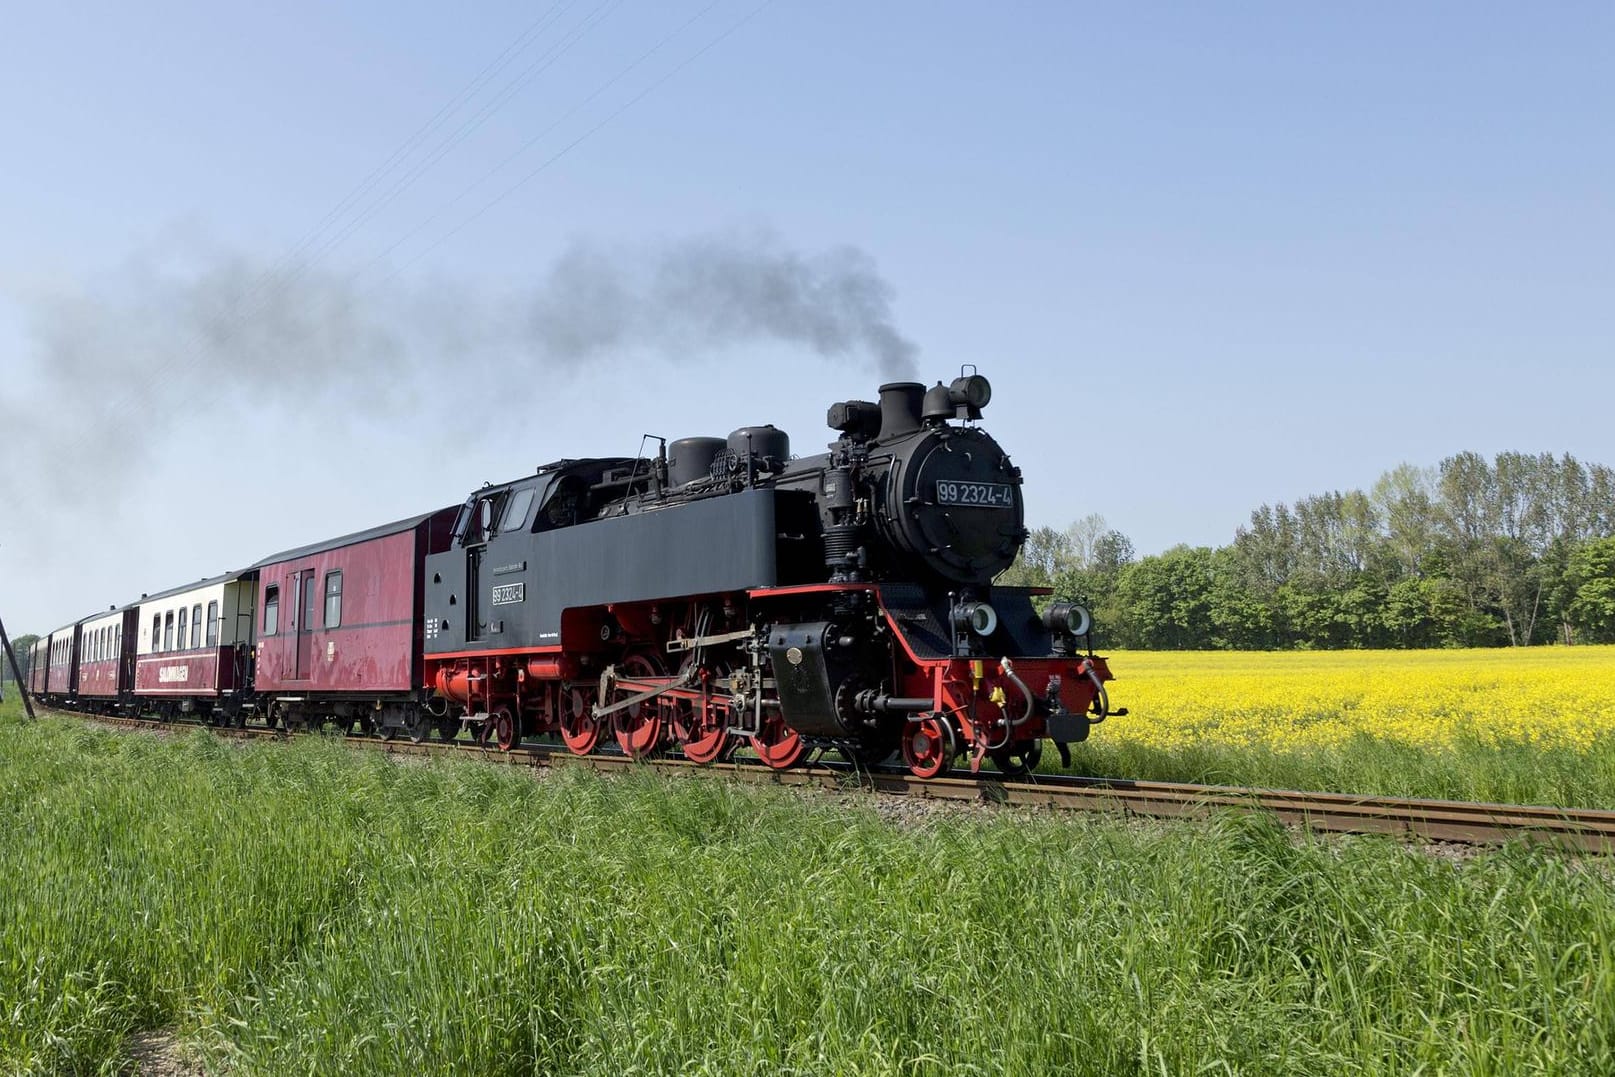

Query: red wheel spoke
left=612, top=652, right=666, bottom=760
left=560, top=687, right=600, bottom=755
left=752, top=713, right=804, bottom=771
left=902, top=715, right=953, bottom=779
left=676, top=697, right=731, bottom=765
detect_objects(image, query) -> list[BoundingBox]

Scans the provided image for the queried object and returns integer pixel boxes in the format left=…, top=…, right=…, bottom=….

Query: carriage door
left=295, top=571, right=316, bottom=679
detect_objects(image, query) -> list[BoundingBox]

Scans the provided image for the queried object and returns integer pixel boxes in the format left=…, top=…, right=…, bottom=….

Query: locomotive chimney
left=877, top=382, right=925, bottom=441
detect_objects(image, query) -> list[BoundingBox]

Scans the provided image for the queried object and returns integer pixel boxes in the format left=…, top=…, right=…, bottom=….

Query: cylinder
left=726, top=425, right=791, bottom=469
left=525, top=657, right=577, bottom=681
left=436, top=668, right=473, bottom=706
left=667, top=437, right=726, bottom=486
left=877, top=382, right=924, bottom=441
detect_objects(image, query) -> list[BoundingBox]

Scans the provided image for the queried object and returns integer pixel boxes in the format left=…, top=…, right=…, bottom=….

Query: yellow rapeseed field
left=1102, top=646, right=1615, bottom=754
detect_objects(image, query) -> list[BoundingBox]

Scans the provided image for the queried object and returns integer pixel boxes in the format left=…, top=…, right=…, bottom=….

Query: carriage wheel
left=988, top=739, right=1043, bottom=778
left=752, top=712, right=804, bottom=771
left=901, top=715, right=954, bottom=779
left=409, top=713, right=432, bottom=744
left=560, top=686, right=602, bottom=756
left=436, top=716, right=460, bottom=743
left=493, top=708, right=519, bottom=752
left=612, top=653, right=665, bottom=759
left=673, top=695, right=732, bottom=765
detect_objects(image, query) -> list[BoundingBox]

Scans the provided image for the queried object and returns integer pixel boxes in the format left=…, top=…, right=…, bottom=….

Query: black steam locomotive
left=422, top=371, right=1114, bottom=777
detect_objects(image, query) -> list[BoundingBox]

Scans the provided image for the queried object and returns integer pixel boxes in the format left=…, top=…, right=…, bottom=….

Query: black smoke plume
left=0, top=228, right=920, bottom=509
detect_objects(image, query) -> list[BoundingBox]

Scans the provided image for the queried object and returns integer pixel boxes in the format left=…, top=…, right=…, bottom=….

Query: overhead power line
left=383, top=0, right=776, bottom=282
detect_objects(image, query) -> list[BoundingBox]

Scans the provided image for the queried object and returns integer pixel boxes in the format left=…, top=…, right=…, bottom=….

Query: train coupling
left=1041, top=673, right=1093, bottom=767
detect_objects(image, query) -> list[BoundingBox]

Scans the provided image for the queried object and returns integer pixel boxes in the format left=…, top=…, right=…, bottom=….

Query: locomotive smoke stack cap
left=877, top=382, right=925, bottom=440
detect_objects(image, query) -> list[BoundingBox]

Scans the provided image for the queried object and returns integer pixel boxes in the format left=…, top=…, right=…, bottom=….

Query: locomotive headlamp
left=948, top=374, right=992, bottom=410
left=954, top=600, right=998, bottom=637
left=1043, top=601, right=1092, bottom=638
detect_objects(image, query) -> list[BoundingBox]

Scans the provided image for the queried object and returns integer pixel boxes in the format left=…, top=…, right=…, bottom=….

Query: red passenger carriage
left=27, top=636, right=49, bottom=698
left=74, top=605, right=138, bottom=712
left=43, top=622, right=80, bottom=703
left=250, top=510, right=456, bottom=735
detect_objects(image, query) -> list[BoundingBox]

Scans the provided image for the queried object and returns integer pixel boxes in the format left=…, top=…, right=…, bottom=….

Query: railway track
left=51, top=710, right=1615, bottom=854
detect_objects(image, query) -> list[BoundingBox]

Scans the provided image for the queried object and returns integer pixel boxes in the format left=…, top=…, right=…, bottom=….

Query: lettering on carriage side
left=491, top=561, right=527, bottom=576
left=158, top=666, right=189, bottom=683
left=491, top=583, right=525, bottom=606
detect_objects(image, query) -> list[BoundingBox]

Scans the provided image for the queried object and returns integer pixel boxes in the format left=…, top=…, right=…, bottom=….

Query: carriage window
left=324, top=571, right=343, bottom=628
left=115, top=625, right=122, bottom=655
left=177, top=609, right=187, bottom=651
left=264, top=586, right=280, bottom=636
left=152, top=615, right=161, bottom=651
left=191, top=604, right=203, bottom=648
left=499, top=487, right=536, bottom=533
left=164, top=612, right=175, bottom=652
left=207, top=601, right=220, bottom=646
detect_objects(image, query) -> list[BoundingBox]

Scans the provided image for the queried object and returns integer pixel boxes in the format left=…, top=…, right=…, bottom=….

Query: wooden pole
left=0, top=613, right=36, bottom=720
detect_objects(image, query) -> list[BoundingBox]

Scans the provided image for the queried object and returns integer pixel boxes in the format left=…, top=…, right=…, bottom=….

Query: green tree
left=2, top=632, right=37, bottom=690
left=1113, top=546, right=1215, bottom=649
left=1566, top=537, right=1615, bottom=642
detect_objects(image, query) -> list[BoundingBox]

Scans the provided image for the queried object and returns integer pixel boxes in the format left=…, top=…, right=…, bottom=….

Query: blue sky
left=2, top=1, right=1611, bottom=634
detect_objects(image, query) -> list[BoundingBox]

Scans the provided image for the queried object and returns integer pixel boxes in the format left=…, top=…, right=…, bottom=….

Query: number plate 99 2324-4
left=934, top=481, right=1014, bottom=508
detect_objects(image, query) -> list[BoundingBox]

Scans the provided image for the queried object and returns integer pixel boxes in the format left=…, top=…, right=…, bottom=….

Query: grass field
left=1066, top=646, right=1615, bottom=808
left=4, top=698, right=1615, bottom=1075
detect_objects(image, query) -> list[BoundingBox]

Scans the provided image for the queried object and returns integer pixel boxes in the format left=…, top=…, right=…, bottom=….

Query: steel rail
left=46, top=709, right=1615, bottom=854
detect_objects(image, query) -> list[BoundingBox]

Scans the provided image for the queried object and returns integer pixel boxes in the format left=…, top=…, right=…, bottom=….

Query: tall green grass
left=3, top=699, right=1614, bottom=1074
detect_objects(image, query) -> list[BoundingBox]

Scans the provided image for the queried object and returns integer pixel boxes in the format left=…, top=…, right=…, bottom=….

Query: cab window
left=499, top=487, right=536, bottom=533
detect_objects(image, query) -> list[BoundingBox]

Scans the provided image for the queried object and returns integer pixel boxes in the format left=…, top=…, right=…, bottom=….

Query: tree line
left=0, top=632, right=38, bottom=691
left=999, top=451, right=1615, bottom=649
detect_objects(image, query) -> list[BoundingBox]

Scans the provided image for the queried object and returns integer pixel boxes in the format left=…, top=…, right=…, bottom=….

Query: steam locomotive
left=421, top=370, right=1115, bottom=776
left=31, top=370, right=1115, bottom=778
